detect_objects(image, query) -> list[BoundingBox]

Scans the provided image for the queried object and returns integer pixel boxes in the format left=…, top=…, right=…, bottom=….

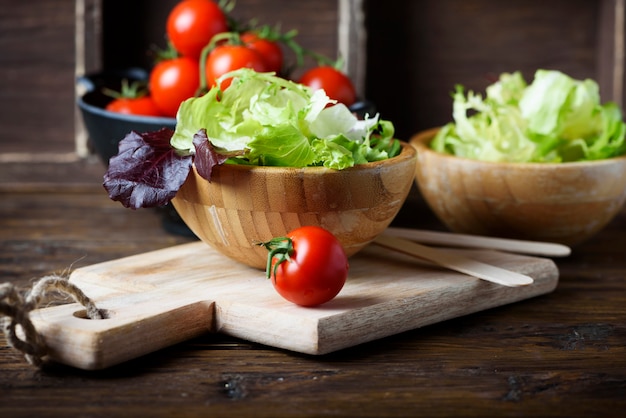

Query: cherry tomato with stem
left=104, top=79, right=163, bottom=117
left=299, top=66, right=357, bottom=106
left=166, top=0, right=229, bottom=60
left=149, top=56, right=200, bottom=117
left=260, top=226, right=349, bottom=307
left=240, top=32, right=283, bottom=74
left=106, top=96, right=162, bottom=117
left=204, top=44, right=266, bottom=90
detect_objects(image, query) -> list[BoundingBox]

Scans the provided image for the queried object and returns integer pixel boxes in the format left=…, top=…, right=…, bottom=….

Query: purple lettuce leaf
left=103, top=128, right=192, bottom=209
left=192, top=129, right=241, bottom=182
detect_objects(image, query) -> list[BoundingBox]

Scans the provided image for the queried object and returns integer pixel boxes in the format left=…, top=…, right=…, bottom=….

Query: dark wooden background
left=0, top=0, right=77, bottom=155
left=366, top=0, right=621, bottom=141
left=0, top=0, right=621, bottom=157
left=1, top=3, right=626, bottom=416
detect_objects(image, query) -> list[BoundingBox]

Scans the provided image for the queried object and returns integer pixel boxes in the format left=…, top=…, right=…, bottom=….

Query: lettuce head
left=432, top=69, right=626, bottom=162
left=170, top=69, right=398, bottom=169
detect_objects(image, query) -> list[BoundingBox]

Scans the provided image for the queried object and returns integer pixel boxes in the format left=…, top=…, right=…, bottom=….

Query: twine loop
left=0, top=275, right=104, bottom=367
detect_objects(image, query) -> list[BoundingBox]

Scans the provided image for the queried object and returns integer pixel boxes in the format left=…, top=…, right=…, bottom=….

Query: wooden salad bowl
left=172, top=142, right=417, bottom=269
left=410, top=127, right=626, bottom=246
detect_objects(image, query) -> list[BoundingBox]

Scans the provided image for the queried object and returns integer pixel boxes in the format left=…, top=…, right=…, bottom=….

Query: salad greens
left=103, top=69, right=399, bottom=209
left=171, top=68, right=399, bottom=169
left=431, top=69, right=626, bottom=163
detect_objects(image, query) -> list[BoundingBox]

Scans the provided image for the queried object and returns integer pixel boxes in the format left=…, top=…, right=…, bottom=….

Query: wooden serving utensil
left=385, top=227, right=571, bottom=257
left=374, top=234, right=534, bottom=287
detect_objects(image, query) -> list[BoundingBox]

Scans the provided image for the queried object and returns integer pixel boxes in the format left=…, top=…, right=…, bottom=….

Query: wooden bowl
left=172, top=142, right=417, bottom=269
left=410, top=128, right=626, bottom=246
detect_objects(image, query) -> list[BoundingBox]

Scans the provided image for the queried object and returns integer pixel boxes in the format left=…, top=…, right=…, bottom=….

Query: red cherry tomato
left=240, top=32, right=283, bottom=74
left=166, top=0, right=229, bottom=60
left=149, top=56, right=200, bottom=117
left=265, top=226, right=349, bottom=307
left=105, top=96, right=163, bottom=117
left=205, top=45, right=266, bottom=89
left=299, top=66, right=357, bottom=106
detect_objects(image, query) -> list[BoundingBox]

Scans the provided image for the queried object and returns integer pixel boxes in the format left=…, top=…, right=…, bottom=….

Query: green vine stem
left=257, top=237, right=294, bottom=279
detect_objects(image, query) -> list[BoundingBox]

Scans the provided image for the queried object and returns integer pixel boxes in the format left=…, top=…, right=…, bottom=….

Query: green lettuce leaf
left=433, top=69, right=626, bottom=162
left=170, top=68, right=399, bottom=169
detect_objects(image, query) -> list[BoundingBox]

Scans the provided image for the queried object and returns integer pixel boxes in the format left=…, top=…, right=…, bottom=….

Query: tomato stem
left=152, top=41, right=180, bottom=63
left=213, top=17, right=343, bottom=77
left=182, top=6, right=349, bottom=96
left=257, top=237, right=294, bottom=279
left=102, top=79, right=148, bottom=100
left=198, top=31, right=242, bottom=95
left=254, top=24, right=339, bottom=71
left=218, top=0, right=237, bottom=14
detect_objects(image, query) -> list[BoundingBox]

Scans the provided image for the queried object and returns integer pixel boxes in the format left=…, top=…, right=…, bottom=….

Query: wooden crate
left=0, top=0, right=624, bottom=161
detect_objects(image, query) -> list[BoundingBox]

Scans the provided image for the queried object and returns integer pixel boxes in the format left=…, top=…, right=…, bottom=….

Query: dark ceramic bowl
left=77, top=68, right=177, bottom=165
left=77, top=68, right=187, bottom=235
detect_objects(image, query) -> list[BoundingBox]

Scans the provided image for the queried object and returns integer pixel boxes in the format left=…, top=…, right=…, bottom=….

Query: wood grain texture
left=1, top=171, right=625, bottom=416
left=0, top=0, right=77, bottom=154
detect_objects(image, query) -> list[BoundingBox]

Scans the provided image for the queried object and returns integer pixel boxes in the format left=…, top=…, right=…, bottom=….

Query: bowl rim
left=77, top=96, right=178, bottom=126
left=411, top=127, right=626, bottom=169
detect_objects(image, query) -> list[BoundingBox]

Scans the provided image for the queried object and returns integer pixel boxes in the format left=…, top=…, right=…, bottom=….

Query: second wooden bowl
left=410, top=128, right=626, bottom=246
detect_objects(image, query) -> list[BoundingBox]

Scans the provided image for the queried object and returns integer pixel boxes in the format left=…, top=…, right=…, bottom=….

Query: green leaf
left=247, top=123, right=316, bottom=167
left=435, top=69, right=626, bottom=162
left=170, top=68, right=399, bottom=169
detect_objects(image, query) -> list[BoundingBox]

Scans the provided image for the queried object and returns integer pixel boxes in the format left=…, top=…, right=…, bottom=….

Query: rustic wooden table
left=1, top=159, right=625, bottom=417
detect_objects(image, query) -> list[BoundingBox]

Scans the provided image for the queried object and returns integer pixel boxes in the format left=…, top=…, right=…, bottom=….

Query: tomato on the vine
left=104, top=79, right=163, bottom=117
left=261, top=226, right=349, bottom=307
left=299, top=66, right=357, bottom=106
left=205, top=45, right=266, bottom=89
left=106, top=96, right=162, bottom=117
left=149, top=56, right=200, bottom=117
left=240, top=32, right=283, bottom=74
left=166, top=0, right=229, bottom=60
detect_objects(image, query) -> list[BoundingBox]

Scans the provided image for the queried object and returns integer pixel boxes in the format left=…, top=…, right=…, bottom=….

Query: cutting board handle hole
left=73, top=309, right=111, bottom=320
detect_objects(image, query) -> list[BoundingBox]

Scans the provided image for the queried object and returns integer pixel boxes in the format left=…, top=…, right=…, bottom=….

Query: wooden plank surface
left=30, top=240, right=558, bottom=370
left=1, top=186, right=625, bottom=417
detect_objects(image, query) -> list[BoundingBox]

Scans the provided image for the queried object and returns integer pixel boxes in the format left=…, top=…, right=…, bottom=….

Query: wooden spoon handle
left=374, top=235, right=534, bottom=287
left=385, top=227, right=571, bottom=257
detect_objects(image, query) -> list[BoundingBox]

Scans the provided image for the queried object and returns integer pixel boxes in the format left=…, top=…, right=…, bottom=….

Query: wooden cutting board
left=29, top=241, right=559, bottom=370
